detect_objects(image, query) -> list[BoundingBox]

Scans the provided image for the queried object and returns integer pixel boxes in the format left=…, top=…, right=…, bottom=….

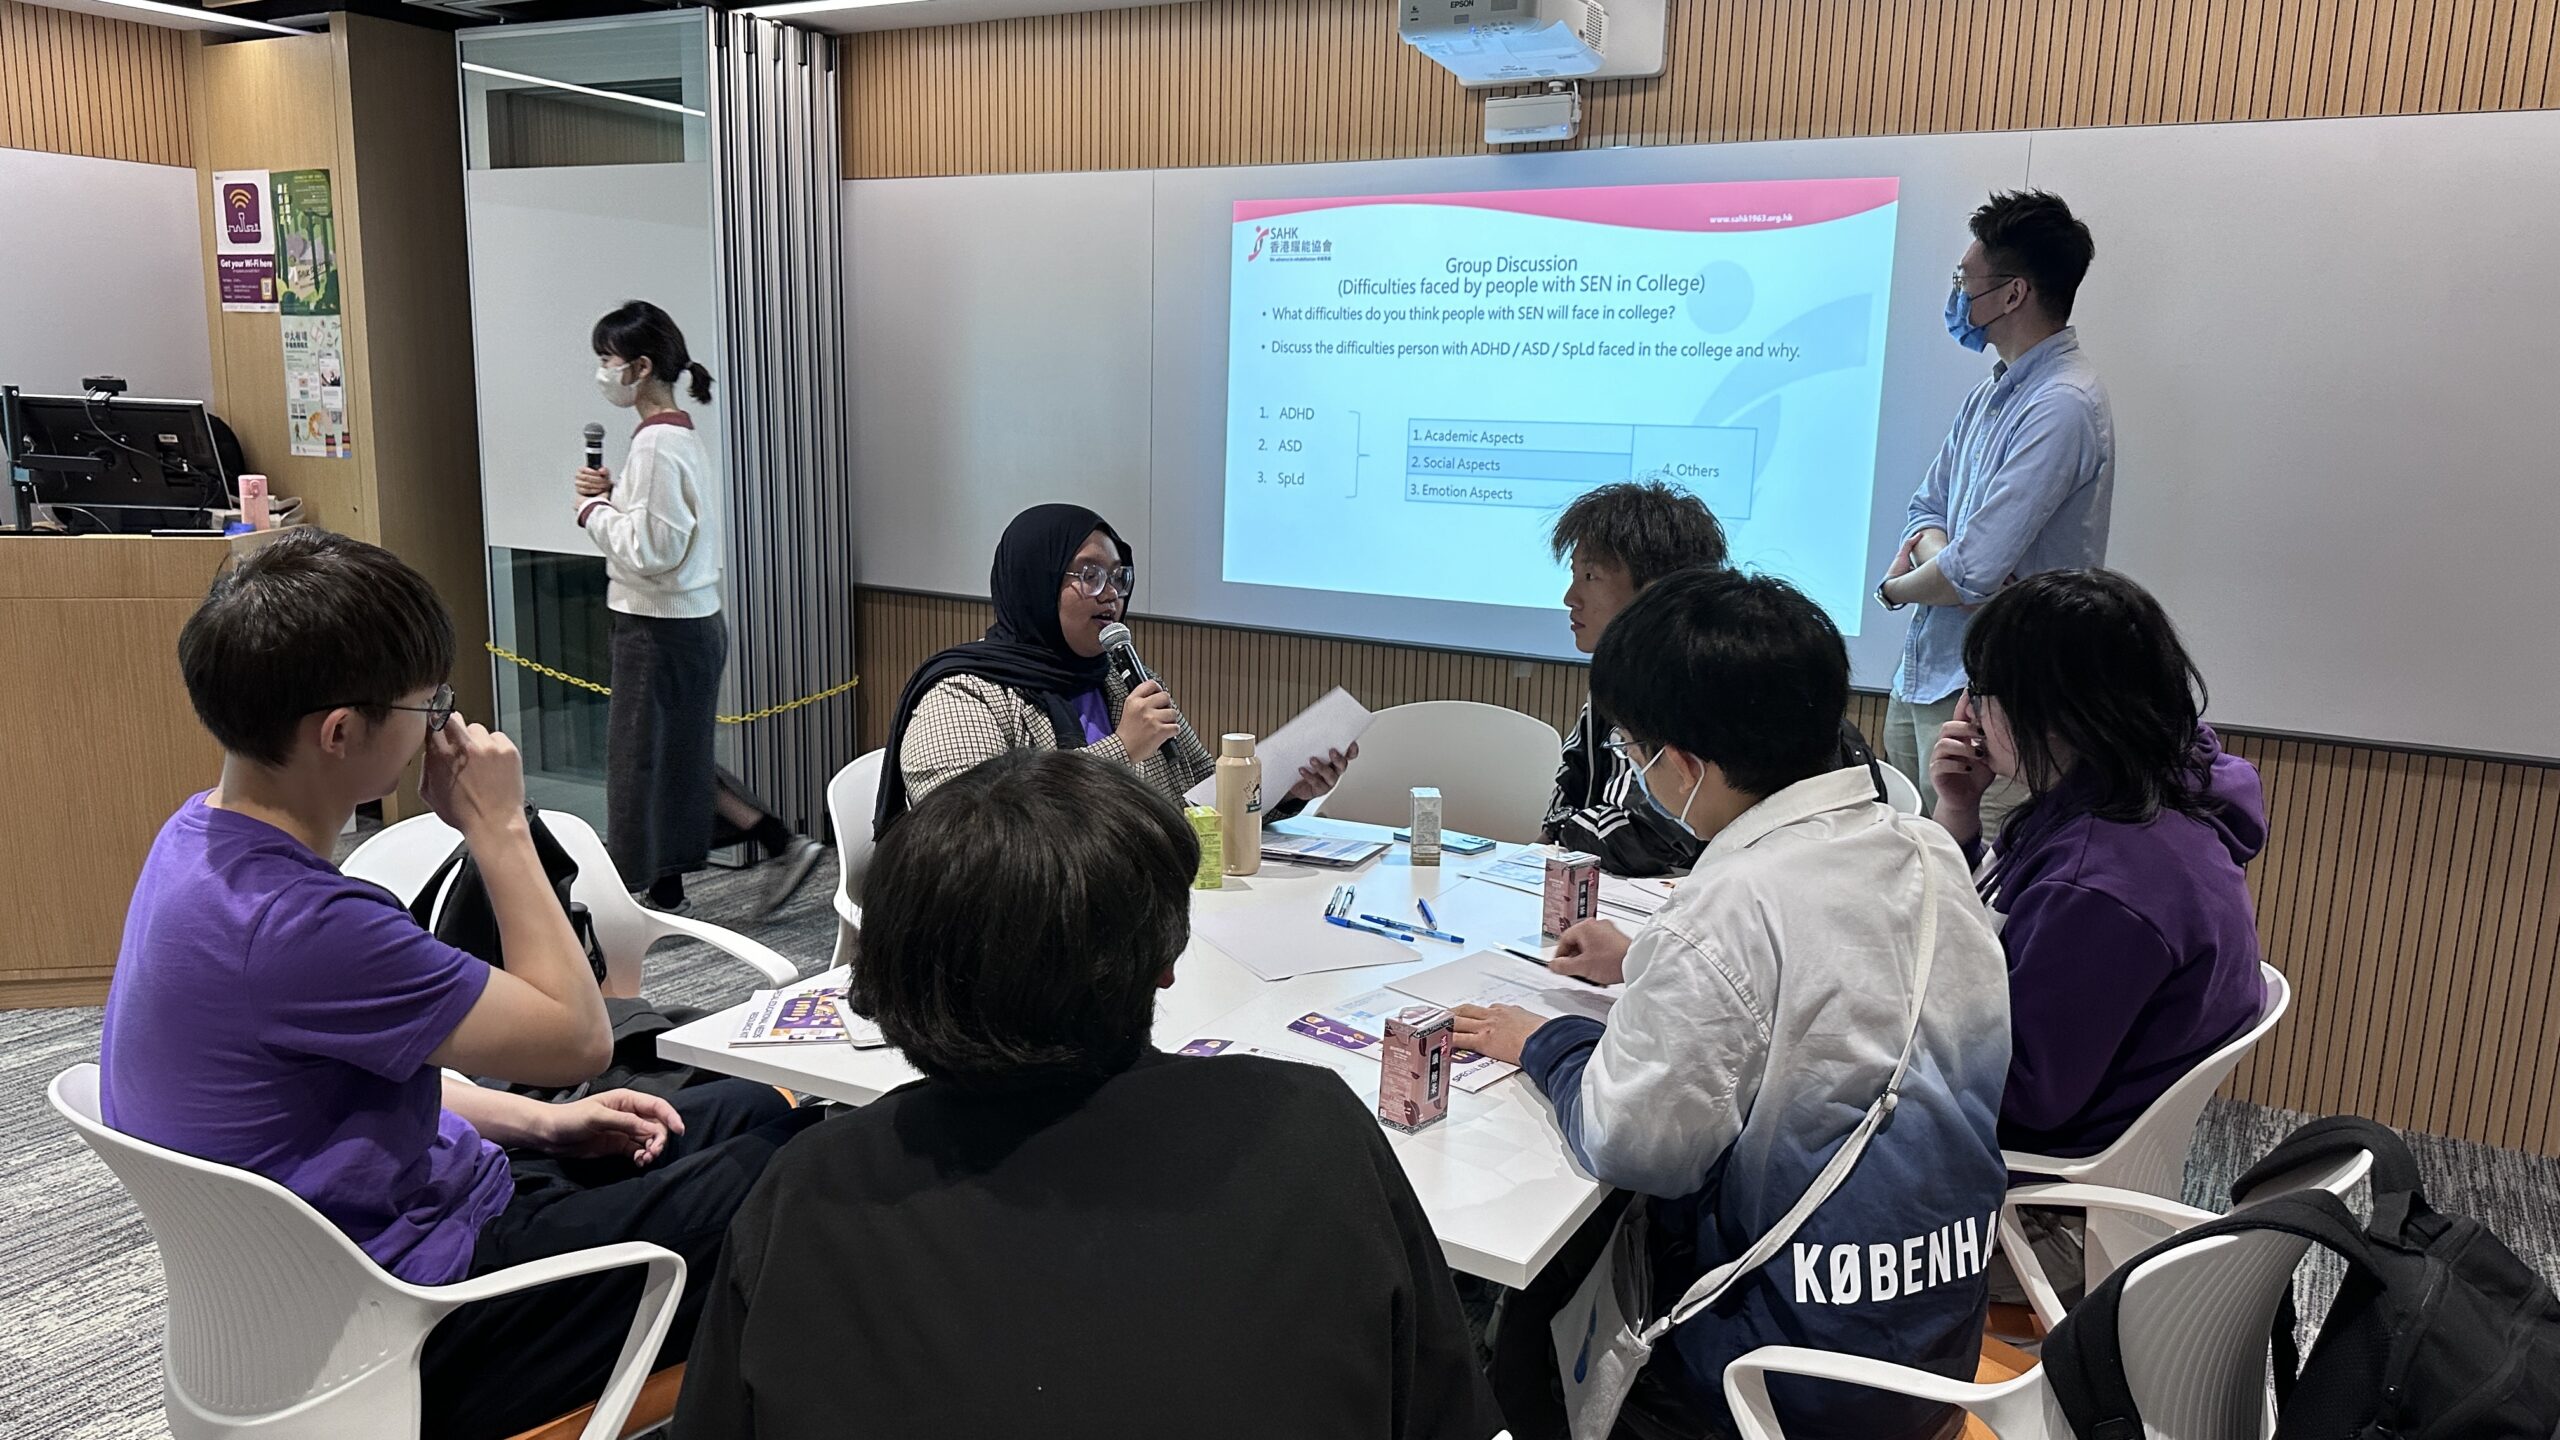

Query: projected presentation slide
left=1223, top=178, right=1898, bottom=634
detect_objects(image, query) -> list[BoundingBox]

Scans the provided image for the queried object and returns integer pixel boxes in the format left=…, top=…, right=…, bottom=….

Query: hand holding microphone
left=1099, top=621, right=1182, bottom=761
left=575, top=422, right=611, bottom=499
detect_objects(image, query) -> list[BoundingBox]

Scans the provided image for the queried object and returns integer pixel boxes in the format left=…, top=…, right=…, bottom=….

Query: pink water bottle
left=240, top=474, right=270, bottom=529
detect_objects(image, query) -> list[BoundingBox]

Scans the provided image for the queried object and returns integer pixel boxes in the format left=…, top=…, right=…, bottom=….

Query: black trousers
left=606, top=611, right=726, bottom=887
left=419, top=1079, right=824, bottom=1440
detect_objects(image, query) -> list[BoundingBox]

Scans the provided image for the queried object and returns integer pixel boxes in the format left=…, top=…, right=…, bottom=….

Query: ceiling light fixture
left=94, top=0, right=308, bottom=37
left=460, top=61, right=708, bottom=119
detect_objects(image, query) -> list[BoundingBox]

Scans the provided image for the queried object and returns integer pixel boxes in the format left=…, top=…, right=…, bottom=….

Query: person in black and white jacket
left=1545, top=482, right=1883, bottom=877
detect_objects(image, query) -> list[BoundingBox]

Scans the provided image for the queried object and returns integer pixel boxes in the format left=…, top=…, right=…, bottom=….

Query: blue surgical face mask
left=1629, top=745, right=1700, bottom=837
left=1944, top=283, right=1993, bottom=352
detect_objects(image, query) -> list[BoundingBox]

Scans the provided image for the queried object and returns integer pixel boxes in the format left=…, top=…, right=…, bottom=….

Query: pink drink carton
left=1378, top=1006, right=1455, bottom=1133
left=1543, top=849, right=1600, bottom=938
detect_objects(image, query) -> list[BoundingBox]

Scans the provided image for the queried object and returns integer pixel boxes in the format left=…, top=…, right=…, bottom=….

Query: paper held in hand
left=1184, top=687, right=1374, bottom=806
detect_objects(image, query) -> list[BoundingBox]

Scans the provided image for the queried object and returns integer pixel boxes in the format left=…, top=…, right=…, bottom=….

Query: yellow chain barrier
left=486, top=642, right=858, bottom=725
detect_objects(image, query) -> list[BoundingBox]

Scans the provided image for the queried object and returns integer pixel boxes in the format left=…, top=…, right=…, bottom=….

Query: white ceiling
left=753, top=0, right=1192, bottom=37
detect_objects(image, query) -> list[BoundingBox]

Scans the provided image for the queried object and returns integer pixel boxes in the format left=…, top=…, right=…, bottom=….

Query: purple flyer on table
left=1176, top=1038, right=1234, bottom=1057
left=1288, top=1013, right=1382, bottom=1053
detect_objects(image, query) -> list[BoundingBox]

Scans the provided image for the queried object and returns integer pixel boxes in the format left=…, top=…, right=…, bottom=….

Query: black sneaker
left=635, top=890, right=695, bottom=920
left=754, top=836, right=826, bottom=920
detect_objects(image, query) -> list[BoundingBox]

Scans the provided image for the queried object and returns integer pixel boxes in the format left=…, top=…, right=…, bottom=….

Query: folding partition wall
left=461, top=11, right=853, bottom=835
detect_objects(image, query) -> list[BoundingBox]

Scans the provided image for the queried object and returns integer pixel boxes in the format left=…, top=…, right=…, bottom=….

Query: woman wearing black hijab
left=874, top=504, right=1351, bottom=836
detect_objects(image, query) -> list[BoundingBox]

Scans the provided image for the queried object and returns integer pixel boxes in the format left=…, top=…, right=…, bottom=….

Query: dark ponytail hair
left=1962, top=568, right=2211, bottom=824
left=591, top=300, right=714, bottom=405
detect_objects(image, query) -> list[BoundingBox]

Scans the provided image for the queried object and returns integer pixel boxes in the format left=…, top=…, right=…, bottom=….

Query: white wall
left=466, top=161, right=721, bottom=558
left=845, top=111, right=2560, bottom=759
left=0, top=148, right=212, bottom=403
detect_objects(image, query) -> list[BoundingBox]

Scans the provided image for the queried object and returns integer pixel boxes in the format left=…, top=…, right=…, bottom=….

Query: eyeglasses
left=1950, top=270, right=2021, bottom=298
left=1065, top=563, right=1135, bottom=599
left=1603, top=728, right=1647, bottom=762
left=313, top=682, right=456, bottom=733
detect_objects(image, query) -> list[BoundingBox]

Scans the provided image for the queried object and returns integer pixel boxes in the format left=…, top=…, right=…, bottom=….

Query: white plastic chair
left=1998, top=1144, right=2372, bottom=1334
left=2004, top=963, right=2292, bottom=1291
left=1305, top=700, right=1564, bottom=844
left=51, top=1063, right=681, bottom=1440
left=343, top=810, right=796, bottom=997
left=1878, top=761, right=1925, bottom=816
left=1727, top=1205, right=2327, bottom=1440
left=823, top=751, right=882, bottom=972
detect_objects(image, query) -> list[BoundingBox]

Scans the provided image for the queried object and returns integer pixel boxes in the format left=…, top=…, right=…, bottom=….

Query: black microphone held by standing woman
left=582, top=421, right=606, bottom=473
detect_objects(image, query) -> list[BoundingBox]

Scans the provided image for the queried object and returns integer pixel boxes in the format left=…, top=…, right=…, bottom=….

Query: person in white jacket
left=1456, top=569, right=2012, bottom=1440
left=572, top=301, right=821, bottom=920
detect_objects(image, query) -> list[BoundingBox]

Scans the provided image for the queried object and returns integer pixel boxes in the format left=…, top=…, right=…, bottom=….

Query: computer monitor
left=11, top=392, right=229, bottom=533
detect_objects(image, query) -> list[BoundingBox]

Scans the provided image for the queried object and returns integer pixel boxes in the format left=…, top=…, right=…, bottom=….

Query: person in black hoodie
left=1544, top=482, right=1882, bottom=877
left=676, top=749, right=1503, bottom=1440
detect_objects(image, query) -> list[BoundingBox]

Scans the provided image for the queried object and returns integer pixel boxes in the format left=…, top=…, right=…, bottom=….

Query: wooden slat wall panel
left=854, top=588, right=2560, bottom=1156
left=0, top=0, right=192, bottom=167
left=846, top=0, right=2560, bottom=178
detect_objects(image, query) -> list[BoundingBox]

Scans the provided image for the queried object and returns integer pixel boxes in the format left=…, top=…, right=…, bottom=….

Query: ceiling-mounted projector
left=1400, top=0, right=1609, bottom=86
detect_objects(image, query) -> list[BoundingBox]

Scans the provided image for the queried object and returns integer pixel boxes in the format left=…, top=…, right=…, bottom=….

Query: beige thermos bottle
left=1216, top=733, right=1262, bottom=876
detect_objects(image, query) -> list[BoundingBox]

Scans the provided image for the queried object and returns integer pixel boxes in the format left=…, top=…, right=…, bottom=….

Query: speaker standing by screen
left=574, top=301, right=822, bottom=920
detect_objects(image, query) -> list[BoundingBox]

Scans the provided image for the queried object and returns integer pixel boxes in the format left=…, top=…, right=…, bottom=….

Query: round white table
left=657, top=820, right=1612, bottom=1286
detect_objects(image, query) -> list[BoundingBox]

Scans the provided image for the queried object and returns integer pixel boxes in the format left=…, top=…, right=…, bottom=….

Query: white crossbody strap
left=1643, top=830, right=1944, bottom=1339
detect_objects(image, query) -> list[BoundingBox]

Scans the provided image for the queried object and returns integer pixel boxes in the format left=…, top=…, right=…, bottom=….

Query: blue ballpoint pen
left=1327, top=914, right=1414, bottom=942
left=1416, top=897, right=1440, bottom=929
left=1358, top=913, right=1466, bottom=945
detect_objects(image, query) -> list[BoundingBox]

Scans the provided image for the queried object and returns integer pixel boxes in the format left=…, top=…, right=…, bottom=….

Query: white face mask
left=595, top=360, right=639, bottom=409
left=1630, top=745, right=1701, bottom=838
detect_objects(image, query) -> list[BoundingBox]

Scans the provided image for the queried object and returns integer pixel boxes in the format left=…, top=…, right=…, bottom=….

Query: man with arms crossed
left=1879, top=189, right=2115, bottom=832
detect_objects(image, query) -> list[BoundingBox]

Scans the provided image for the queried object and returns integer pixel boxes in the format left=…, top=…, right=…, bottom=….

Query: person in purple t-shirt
left=100, top=529, right=822, bottom=1440
left=1923, top=567, right=2269, bottom=1161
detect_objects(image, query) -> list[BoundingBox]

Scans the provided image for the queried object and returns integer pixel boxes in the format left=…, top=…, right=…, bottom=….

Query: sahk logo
left=223, top=183, right=263, bottom=245
left=1253, top=225, right=1334, bottom=264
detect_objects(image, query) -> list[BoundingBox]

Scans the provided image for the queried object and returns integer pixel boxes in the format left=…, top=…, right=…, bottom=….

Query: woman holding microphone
left=574, top=300, right=820, bottom=920
left=872, top=503, right=1353, bottom=834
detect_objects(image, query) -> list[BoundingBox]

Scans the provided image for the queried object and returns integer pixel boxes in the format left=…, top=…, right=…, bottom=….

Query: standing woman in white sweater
left=573, top=301, right=822, bottom=919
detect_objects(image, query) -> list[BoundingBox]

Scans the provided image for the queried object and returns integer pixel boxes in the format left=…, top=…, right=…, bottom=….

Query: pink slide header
left=1233, top=177, right=1897, bottom=233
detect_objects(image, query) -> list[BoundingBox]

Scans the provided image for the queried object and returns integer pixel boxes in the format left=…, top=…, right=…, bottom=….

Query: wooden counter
left=0, top=535, right=228, bottom=1007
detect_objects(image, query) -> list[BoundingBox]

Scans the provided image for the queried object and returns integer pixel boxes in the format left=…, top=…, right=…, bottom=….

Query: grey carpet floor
left=5, top=847, right=2556, bottom=1435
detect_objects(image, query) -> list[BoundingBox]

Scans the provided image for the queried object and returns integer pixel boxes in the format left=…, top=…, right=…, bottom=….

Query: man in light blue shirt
left=1879, top=190, right=2115, bottom=832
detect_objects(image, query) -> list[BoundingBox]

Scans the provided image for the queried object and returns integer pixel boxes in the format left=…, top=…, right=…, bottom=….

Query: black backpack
left=2046, top=1114, right=2560, bottom=1440
left=404, top=808, right=716, bottom=1102
left=407, top=806, right=609, bottom=987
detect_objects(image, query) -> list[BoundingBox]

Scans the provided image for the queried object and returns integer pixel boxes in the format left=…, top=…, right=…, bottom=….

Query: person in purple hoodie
left=1924, top=567, right=2269, bottom=1159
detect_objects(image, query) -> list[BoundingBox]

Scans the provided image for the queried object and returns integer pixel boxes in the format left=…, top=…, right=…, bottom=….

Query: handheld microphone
left=581, top=421, right=606, bottom=472
left=1096, top=621, right=1160, bottom=696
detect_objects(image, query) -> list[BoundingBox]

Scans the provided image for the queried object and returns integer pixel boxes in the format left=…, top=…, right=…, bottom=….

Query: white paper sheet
left=1191, top=900, right=1421, bottom=981
left=1185, top=687, right=1374, bottom=805
left=1472, top=853, right=1677, bottom=922
left=1599, top=874, right=1678, bottom=918
left=1389, top=949, right=1622, bottom=1024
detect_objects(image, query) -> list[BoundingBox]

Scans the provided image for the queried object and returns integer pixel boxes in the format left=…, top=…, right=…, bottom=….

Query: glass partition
left=460, top=13, right=727, bottom=830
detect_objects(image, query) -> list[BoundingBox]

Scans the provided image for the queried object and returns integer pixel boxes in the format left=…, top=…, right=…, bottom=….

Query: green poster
left=271, top=168, right=340, bottom=316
